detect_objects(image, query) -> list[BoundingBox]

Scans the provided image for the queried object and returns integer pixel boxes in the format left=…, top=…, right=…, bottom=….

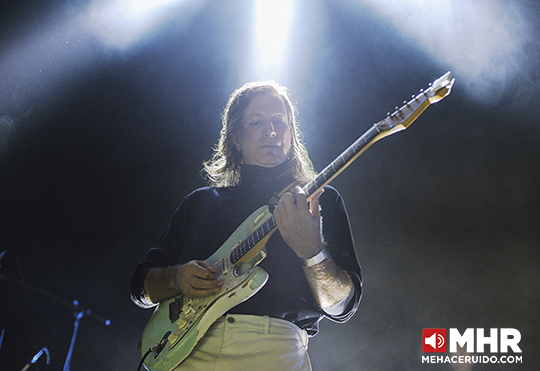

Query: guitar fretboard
left=229, top=217, right=276, bottom=264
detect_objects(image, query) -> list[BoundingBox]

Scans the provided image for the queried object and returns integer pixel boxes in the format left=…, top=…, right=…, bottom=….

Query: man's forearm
left=302, top=256, right=353, bottom=308
left=143, top=266, right=181, bottom=304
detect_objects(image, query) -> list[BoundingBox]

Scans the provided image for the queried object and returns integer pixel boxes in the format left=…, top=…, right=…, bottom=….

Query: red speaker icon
left=422, top=329, right=447, bottom=353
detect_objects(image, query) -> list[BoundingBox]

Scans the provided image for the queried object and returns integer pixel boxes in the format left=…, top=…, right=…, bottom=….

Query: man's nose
left=263, top=121, right=277, bottom=137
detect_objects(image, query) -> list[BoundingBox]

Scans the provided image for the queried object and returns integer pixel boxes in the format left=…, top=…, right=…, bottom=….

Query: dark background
left=1, top=0, right=539, bottom=370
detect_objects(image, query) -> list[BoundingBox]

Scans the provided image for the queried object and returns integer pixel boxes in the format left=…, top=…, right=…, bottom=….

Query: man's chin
left=254, top=155, right=288, bottom=168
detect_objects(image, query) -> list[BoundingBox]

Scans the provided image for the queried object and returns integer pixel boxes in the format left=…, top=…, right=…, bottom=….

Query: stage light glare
left=342, top=0, right=533, bottom=103
left=88, top=0, right=204, bottom=49
left=251, top=0, right=294, bottom=80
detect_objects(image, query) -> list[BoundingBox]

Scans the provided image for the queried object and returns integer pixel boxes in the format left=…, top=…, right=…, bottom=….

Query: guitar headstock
left=376, top=71, right=455, bottom=135
left=427, top=71, right=455, bottom=104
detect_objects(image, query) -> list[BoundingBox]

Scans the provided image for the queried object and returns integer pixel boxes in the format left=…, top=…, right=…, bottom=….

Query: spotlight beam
left=250, top=0, right=295, bottom=81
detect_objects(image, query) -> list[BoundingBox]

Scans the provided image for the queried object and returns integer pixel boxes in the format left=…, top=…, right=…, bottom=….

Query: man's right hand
left=143, top=260, right=223, bottom=304
left=175, top=260, right=223, bottom=298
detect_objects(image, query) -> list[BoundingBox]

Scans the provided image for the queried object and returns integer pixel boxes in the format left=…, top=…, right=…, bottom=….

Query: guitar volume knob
left=177, top=317, right=187, bottom=329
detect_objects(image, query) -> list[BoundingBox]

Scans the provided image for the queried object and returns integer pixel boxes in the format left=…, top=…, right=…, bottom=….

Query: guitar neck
left=302, top=124, right=381, bottom=199
left=303, top=71, right=455, bottom=199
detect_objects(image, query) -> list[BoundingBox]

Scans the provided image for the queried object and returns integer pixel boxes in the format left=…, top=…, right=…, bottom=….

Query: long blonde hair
left=202, top=81, right=315, bottom=187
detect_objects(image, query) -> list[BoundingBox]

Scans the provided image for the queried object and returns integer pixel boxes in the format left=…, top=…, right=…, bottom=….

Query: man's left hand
left=274, top=187, right=325, bottom=259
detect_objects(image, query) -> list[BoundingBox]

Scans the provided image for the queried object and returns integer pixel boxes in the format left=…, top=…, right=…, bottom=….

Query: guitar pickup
left=219, top=257, right=228, bottom=275
left=169, top=297, right=184, bottom=323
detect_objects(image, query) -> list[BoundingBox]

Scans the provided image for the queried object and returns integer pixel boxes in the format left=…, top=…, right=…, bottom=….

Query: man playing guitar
left=131, top=81, right=362, bottom=371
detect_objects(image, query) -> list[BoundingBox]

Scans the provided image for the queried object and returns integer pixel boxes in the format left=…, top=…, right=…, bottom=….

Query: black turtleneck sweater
left=130, top=163, right=362, bottom=336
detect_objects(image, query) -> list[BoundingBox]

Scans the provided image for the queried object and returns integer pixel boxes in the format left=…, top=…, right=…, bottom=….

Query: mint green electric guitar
left=139, top=72, right=455, bottom=371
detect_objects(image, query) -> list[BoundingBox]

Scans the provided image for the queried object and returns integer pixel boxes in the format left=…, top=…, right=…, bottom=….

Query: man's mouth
left=261, top=142, right=282, bottom=148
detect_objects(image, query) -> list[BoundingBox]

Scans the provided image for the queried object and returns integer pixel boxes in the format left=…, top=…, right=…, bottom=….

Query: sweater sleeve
left=318, top=186, right=363, bottom=323
left=130, top=192, right=196, bottom=308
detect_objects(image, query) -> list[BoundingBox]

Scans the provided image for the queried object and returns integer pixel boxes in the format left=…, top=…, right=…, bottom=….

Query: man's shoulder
left=173, top=186, right=230, bottom=217
left=183, top=185, right=233, bottom=203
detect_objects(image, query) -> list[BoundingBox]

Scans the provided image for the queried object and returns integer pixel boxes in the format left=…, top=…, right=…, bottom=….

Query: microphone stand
left=63, top=300, right=111, bottom=371
left=1, top=276, right=111, bottom=370
left=20, top=347, right=50, bottom=371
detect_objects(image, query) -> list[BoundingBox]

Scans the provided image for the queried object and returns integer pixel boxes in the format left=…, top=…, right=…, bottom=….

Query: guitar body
left=141, top=206, right=274, bottom=371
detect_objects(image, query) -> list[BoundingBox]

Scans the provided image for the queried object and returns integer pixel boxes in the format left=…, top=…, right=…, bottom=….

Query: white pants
left=172, top=314, right=312, bottom=371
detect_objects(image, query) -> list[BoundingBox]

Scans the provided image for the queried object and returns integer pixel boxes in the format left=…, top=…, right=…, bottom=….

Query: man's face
left=235, top=90, right=293, bottom=167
